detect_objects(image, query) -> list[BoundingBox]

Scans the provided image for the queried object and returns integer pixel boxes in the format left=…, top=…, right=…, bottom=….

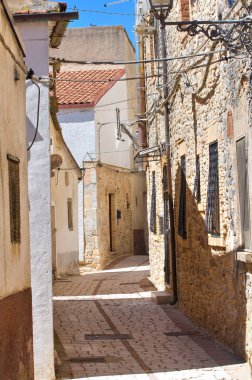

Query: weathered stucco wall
left=0, top=3, right=33, bottom=378
left=17, top=20, right=55, bottom=380
left=50, top=115, right=80, bottom=276
left=141, top=0, right=252, bottom=364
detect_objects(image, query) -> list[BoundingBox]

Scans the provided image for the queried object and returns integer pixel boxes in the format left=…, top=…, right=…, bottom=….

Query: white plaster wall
left=50, top=119, right=80, bottom=275
left=58, top=109, right=96, bottom=164
left=58, top=108, right=95, bottom=260
left=0, top=6, right=30, bottom=298
left=94, top=77, right=132, bottom=169
left=17, top=21, right=55, bottom=380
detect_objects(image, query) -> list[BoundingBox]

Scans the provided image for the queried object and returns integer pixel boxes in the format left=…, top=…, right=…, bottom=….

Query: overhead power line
left=67, top=7, right=134, bottom=16
left=51, top=48, right=228, bottom=66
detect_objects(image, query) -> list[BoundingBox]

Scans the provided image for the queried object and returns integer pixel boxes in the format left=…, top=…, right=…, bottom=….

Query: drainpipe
left=137, top=33, right=147, bottom=149
left=160, top=21, right=178, bottom=304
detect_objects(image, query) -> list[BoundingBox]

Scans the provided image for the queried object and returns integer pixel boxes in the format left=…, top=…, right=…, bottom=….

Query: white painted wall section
left=18, top=21, right=55, bottom=380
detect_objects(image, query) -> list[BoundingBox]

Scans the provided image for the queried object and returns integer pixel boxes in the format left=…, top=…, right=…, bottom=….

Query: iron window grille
left=7, top=154, right=21, bottom=244
left=178, top=155, right=187, bottom=239
left=193, top=155, right=201, bottom=203
left=206, top=142, right=220, bottom=235
left=150, top=171, right=157, bottom=234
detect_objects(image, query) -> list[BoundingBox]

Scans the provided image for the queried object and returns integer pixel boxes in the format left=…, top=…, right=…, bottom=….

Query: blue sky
left=65, top=0, right=136, bottom=47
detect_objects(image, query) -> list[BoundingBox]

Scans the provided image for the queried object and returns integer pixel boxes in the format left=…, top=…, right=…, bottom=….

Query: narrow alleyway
left=53, top=256, right=250, bottom=380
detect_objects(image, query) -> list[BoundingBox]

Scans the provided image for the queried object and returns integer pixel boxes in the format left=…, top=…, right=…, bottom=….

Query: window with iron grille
left=206, top=142, right=220, bottom=235
left=67, top=198, right=73, bottom=231
left=7, top=154, right=21, bottom=244
left=150, top=171, right=157, bottom=234
left=178, top=156, right=187, bottom=239
left=193, top=155, right=201, bottom=203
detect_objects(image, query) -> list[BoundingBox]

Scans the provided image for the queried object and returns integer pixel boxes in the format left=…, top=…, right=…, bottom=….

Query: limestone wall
left=141, top=0, right=252, bottom=363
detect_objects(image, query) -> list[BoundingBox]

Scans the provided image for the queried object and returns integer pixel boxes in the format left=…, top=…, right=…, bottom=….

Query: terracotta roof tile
left=56, top=69, right=125, bottom=107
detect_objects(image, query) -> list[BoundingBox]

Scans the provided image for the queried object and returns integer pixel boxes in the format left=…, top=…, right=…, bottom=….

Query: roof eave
left=13, top=11, right=78, bottom=23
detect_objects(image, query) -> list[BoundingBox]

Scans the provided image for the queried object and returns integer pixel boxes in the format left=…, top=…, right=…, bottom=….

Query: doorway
left=109, top=194, right=116, bottom=252
left=163, top=165, right=170, bottom=285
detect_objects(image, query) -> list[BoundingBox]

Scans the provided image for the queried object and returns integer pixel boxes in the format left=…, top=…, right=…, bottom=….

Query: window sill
left=237, top=250, right=252, bottom=263
left=197, top=203, right=205, bottom=213
left=208, top=235, right=226, bottom=248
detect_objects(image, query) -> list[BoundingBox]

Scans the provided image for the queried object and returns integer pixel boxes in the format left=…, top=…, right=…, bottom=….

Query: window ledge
left=208, top=235, right=226, bottom=247
left=197, top=203, right=205, bottom=213
left=237, top=251, right=252, bottom=263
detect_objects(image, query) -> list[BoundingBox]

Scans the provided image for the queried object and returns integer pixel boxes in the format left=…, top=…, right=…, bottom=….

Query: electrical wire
left=27, top=78, right=40, bottom=152
left=67, top=7, right=134, bottom=16
left=50, top=48, right=228, bottom=66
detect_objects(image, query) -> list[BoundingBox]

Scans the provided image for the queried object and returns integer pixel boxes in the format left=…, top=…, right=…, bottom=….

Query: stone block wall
left=142, top=0, right=252, bottom=363
left=97, top=164, right=133, bottom=269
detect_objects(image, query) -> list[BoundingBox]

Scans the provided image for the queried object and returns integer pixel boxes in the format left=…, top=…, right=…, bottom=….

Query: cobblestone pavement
left=53, top=256, right=251, bottom=380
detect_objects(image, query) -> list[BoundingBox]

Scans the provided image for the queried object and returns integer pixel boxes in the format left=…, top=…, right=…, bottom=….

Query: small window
left=7, top=154, right=21, bottom=244
left=126, top=193, right=130, bottom=210
left=193, top=155, right=201, bottom=203
left=178, top=156, right=187, bottom=239
left=150, top=171, right=157, bottom=234
left=206, top=142, right=220, bottom=235
left=67, top=198, right=73, bottom=231
left=180, top=0, right=190, bottom=20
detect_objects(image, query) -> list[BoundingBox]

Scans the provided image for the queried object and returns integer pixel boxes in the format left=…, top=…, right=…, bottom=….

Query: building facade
left=136, top=0, right=252, bottom=365
left=0, top=1, right=33, bottom=378
left=56, top=66, right=148, bottom=269
left=50, top=98, right=82, bottom=277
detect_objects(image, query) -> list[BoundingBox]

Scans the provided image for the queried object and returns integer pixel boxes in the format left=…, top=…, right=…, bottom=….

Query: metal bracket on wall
left=165, top=16, right=252, bottom=54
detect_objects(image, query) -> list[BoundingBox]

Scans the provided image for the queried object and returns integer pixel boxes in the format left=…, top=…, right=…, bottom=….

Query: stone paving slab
left=53, top=256, right=251, bottom=380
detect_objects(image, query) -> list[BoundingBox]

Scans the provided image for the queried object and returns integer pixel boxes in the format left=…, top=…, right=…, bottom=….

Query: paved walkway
left=53, top=256, right=251, bottom=380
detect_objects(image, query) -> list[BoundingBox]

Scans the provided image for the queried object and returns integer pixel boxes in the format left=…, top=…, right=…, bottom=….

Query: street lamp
left=149, top=0, right=173, bottom=24
left=148, top=0, right=178, bottom=303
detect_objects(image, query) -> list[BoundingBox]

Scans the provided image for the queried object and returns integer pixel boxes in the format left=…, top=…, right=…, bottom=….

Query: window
left=180, top=0, right=190, bottom=21
left=193, top=155, right=201, bottom=203
left=150, top=171, right=157, bottom=234
left=206, top=142, right=220, bottom=235
left=67, top=198, right=73, bottom=231
left=7, top=154, right=21, bottom=244
left=126, top=193, right=130, bottom=210
left=178, top=156, right=187, bottom=239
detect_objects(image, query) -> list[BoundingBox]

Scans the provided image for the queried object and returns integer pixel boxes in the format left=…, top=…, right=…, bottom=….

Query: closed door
left=109, top=194, right=116, bottom=252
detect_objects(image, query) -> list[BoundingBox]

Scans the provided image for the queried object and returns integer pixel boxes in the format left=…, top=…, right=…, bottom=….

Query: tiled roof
left=56, top=69, right=125, bottom=107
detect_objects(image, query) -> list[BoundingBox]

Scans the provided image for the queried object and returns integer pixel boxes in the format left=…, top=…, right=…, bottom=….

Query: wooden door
left=109, top=194, right=116, bottom=252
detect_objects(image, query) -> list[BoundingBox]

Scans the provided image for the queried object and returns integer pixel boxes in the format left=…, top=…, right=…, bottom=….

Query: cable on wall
left=26, top=69, right=41, bottom=152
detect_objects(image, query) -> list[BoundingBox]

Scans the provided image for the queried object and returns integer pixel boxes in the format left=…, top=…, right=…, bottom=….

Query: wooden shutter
left=7, top=154, right=21, bottom=244
left=206, top=142, right=220, bottom=235
left=236, top=137, right=251, bottom=249
left=178, top=156, right=187, bottom=239
left=150, top=171, right=157, bottom=234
